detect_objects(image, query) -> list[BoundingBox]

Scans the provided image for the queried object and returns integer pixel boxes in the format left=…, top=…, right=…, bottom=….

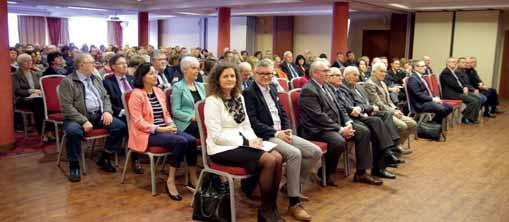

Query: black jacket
left=407, top=73, right=433, bottom=112
left=243, top=82, right=290, bottom=140
left=280, top=62, right=301, bottom=80
left=439, top=68, right=465, bottom=100
left=102, top=74, right=134, bottom=117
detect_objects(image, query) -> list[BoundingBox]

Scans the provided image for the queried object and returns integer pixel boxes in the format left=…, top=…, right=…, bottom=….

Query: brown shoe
left=353, top=173, right=383, bottom=186
left=288, top=203, right=312, bottom=221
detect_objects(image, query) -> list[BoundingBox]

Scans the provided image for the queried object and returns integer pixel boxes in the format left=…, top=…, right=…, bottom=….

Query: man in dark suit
left=43, top=51, right=68, bottom=76
left=299, top=59, right=382, bottom=186
left=439, top=57, right=481, bottom=124
left=151, top=52, right=171, bottom=89
left=328, top=67, right=403, bottom=179
left=331, top=52, right=346, bottom=68
left=280, top=51, right=301, bottom=80
left=239, top=62, right=254, bottom=90
left=423, top=56, right=433, bottom=74
left=243, top=59, right=321, bottom=221
left=103, top=54, right=143, bottom=174
left=466, top=57, right=500, bottom=115
left=408, top=60, right=453, bottom=124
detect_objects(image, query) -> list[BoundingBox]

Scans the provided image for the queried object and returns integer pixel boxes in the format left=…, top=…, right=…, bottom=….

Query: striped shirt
left=148, top=93, right=166, bottom=127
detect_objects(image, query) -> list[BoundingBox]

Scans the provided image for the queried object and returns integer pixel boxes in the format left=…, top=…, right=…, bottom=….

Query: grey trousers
left=269, top=136, right=322, bottom=197
left=393, top=115, right=417, bottom=146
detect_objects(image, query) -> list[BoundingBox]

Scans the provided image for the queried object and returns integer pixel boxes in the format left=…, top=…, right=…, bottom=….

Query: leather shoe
left=131, top=159, right=144, bottom=174
left=353, top=173, right=383, bottom=185
left=396, top=146, right=413, bottom=155
left=68, top=161, right=81, bottom=182
left=484, top=112, right=496, bottom=118
left=288, top=203, right=312, bottom=221
left=462, top=118, right=474, bottom=125
left=385, top=153, right=405, bottom=165
left=372, top=169, right=396, bottom=179
left=162, top=178, right=182, bottom=201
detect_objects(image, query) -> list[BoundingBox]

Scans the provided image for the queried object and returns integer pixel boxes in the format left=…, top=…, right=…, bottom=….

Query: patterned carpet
left=0, top=131, right=57, bottom=159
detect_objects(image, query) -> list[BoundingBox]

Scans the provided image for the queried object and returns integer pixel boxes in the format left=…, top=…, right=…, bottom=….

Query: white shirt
left=256, top=82, right=281, bottom=131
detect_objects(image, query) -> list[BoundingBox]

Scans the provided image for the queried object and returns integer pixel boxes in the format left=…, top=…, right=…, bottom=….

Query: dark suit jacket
left=164, top=65, right=183, bottom=84
left=331, top=61, right=346, bottom=68
left=103, top=74, right=134, bottom=117
left=298, top=80, right=350, bottom=139
left=280, top=62, right=301, bottom=80
left=439, top=68, right=464, bottom=100
left=466, top=68, right=482, bottom=89
left=385, top=69, right=406, bottom=86
left=339, top=83, right=374, bottom=114
left=457, top=69, right=475, bottom=91
left=12, top=69, right=42, bottom=103
left=43, top=66, right=68, bottom=76
left=425, top=66, right=433, bottom=74
left=407, top=73, right=433, bottom=112
left=243, top=83, right=290, bottom=140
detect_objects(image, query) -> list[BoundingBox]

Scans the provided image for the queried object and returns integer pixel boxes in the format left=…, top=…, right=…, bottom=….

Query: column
left=0, top=0, right=15, bottom=152
left=272, top=16, right=294, bottom=58
left=217, top=7, right=231, bottom=57
left=330, top=2, right=349, bottom=61
left=388, top=13, right=408, bottom=59
left=138, top=11, right=149, bottom=48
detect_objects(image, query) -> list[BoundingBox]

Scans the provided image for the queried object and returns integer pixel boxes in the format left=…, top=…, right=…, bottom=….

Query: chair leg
left=321, top=154, right=327, bottom=186
left=227, top=176, right=236, bottom=222
left=120, top=149, right=132, bottom=183
left=344, top=145, right=350, bottom=177
left=184, top=158, right=189, bottom=186
left=191, top=170, right=206, bottom=207
left=81, top=140, right=89, bottom=175
left=22, top=113, right=29, bottom=138
left=149, top=154, right=157, bottom=196
left=57, top=134, right=66, bottom=166
left=41, top=120, right=47, bottom=142
left=54, top=122, right=61, bottom=154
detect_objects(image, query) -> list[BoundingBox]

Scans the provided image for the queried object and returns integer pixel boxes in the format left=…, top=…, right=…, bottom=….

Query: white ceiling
left=6, top=0, right=509, bottom=19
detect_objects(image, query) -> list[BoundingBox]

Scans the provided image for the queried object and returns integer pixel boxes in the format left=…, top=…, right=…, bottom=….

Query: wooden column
left=138, top=11, right=149, bottom=48
left=272, top=16, right=294, bottom=58
left=217, top=7, right=231, bottom=57
left=157, top=19, right=164, bottom=48
left=0, top=0, right=15, bottom=152
left=330, top=2, right=349, bottom=61
left=388, top=13, right=408, bottom=59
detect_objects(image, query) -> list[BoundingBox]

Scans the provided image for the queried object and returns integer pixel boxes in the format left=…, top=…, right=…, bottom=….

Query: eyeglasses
left=328, top=74, right=341, bottom=77
left=256, top=72, right=274, bottom=77
left=319, top=69, right=331, bottom=73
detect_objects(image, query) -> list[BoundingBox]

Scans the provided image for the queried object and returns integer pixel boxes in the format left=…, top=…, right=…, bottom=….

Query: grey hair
left=151, top=51, right=167, bottom=60
left=371, top=62, right=387, bottom=75
left=180, top=56, right=200, bottom=71
left=283, top=50, right=293, bottom=58
left=254, top=59, right=274, bottom=71
left=330, top=67, right=341, bottom=75
left=309, top=58, right=330, bottom=77
left=343, top=66, right=360, bottom=77
left=74, top=53, right=93, bottom=67
left=412, top=59, right=425, bottom=68
left=238, top=62, right=252, bottom=72
left=16, top=53, right=32, bottom=64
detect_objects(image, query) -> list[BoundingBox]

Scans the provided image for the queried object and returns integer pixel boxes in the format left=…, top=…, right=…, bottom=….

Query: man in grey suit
left=299, top=59, right=382, bottom=186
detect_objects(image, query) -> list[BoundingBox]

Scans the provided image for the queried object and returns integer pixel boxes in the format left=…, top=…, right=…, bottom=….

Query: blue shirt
left=77, top=71, right=102, bottom=112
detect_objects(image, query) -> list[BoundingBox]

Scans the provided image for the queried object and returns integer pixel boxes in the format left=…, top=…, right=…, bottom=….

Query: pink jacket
left=127, top=87, right=172, bottom=152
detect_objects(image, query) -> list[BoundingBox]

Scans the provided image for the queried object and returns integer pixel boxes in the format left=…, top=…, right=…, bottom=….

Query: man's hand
left=168, top=124, right=178, bottom=134
left=463, top=87, right=469, bottom=95
left=101, top=112, right=113, bottom=126
left=474, top=89, right=480, bottom=96
left=351, top=106, right=362, bottom=117
left=389, top=87, right=400, bottom=94
left=276, top=130, right=292, bottom=144
left=82, top=121, right=93, bottom=132
left=340, top=124, right=355, bottom=139
left=432, top=97, right=442, bottom=104
left=373, top=105, right=380, bottom=112
left=394, top=110, right=403, bottom=119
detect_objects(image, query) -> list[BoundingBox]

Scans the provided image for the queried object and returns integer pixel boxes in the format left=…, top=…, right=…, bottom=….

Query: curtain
left=107, top=21, right=123, bottom=47
left=18, top=16, right=47, bottom=45
left=46, top=17, right=61, bottom=45
left=59, top=18, right=70, bottom=45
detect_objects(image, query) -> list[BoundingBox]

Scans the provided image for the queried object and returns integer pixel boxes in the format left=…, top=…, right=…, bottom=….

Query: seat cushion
left=47, top=113, right=64, bottom=121
left=84, top=129, right=109, bottom=137
left=146, top=146, right=169, bottom=154
left=210, top=162, right=249, bottom=176
left=311, top=141, right=328, bottom=153
left=442, top=99, right=463, bottom=107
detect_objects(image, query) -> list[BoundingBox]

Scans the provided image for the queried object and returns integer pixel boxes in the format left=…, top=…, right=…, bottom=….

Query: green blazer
left=170, top=80, right=206, bottom=131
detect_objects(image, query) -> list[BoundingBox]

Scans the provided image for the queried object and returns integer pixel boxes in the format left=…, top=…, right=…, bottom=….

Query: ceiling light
left=176, top=12, right=201, bottom=16
left=388, top=3, right=410, bottom=10
left=68, top=6, right=109, bottom=12
left=7, top=1, right=17, bottom=4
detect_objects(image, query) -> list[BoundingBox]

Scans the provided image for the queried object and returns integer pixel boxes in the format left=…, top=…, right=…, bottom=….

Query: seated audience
left=281, top=51, right=302, bottom=80
left=295, top=54, right=308, bottom=77
left=151, top=52, right=171, bottom=89
left=127, top=55, right=145, bottom=76
left=171, top=56, right=206, bottom=138
left=299, top=59, right=383, bottom=186
left=330, top=67, right=403, bottom=178
left=358, top=60, right=370, bottom=81
left=466, top=56, right=501, bottom=115
left=385, top=58, right=407, bottom=104
left=43, top=51, right=68, bottom=76
left=239, top=62, right=255, bottom=90
left=273, top=55, right=288, bottom=80
left=457, top=57, right=489, bottom=117
left=423, top=56, right=433, bottom=74
left=244, top=59, right=321, bottom=221
left=10, top=47, right=18, bottom=73
left=345, top=51, right=358, bottom=67
left=364, top=62, right=416, bottom=154
left=102, top=54, right=144, bottom=174
left=439, top=57, right=481, bottom=124
left=407, top=60, right=453, bottom=124
left=204, top=62, right=284, bottom=221
left=331, top=52, right=346, bottom=68
left=128, top=63, right=199, bottom=201
left=59, top=53, right=127, bottom=182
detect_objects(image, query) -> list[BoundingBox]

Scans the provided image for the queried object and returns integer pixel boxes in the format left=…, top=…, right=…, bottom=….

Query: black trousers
left=355, top=115, right=394, bottom=170
left=481, top=88, right=499, bottom=111
left=16, top=97, right=46, bottom=134
left=419, top=101, right=454, bottom=124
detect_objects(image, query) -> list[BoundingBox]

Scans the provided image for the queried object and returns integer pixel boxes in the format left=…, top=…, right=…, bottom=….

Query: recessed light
left=176, top=12, right=202, bottom=16
left=388, top=3, right=410, bottom=10
left=7, top=1, right=17, bottom=4
left=68, top=6, right=109, bottom=12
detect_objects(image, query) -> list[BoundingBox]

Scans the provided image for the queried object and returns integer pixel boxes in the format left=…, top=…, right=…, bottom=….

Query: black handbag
left=192, top=174, right=231, bottom=222
left=416, top=121, right=445, bottom=141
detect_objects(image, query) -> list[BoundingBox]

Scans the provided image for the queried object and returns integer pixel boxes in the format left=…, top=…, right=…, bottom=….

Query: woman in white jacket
left=204, top=62, right=284, bottom=222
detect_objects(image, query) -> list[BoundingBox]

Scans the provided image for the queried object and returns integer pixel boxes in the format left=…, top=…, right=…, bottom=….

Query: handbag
left=416, top=121, right=445, bottom=141
left=192, top=174, right=231, bottom=222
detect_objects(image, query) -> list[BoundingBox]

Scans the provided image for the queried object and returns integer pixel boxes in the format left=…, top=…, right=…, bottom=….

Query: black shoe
left=353, top=173, right=383, bottom=185
left=68, top=161, right=81, bottom=182
left=131, top=159, right=144, bottom=174
left=372, top=169, right=396, bottom=179
left=462, top=118, right=474, bottom=125
left=484, top=112, right=496, bottom=118
left=162, top=178, right=182, bottom=201
left=96, top=152, right=116, bottom=173
left=385, top=152, right=405, bottom=165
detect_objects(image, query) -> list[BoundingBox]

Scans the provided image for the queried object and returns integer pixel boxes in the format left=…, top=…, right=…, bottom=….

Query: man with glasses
left=299, top=59, right=383, bottom=187
left=151, top=52, right=171, bottom=89
left=243, top=59, right=321, bottom=221
left=281, top=51, right=301, bottom=80
left=59, top=53, right=127, bottom=182
left=408, top=60, right=453, bottom=124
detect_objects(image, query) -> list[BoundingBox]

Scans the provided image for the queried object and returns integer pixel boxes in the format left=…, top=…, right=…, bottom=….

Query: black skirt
left=209, top=146, right=264, bottom=173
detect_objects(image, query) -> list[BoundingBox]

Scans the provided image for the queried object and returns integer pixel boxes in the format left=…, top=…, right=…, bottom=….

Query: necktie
left=121, top=78, right=132, bottom=92
left=288, top=63, right=299, bottom=79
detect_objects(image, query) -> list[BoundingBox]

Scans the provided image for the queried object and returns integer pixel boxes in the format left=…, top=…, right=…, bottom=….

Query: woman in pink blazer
left=127, top=63, right=198, bottom=201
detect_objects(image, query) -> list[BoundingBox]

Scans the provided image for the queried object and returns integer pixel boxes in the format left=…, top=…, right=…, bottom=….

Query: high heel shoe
left=161, top=178, right=182, bottom=201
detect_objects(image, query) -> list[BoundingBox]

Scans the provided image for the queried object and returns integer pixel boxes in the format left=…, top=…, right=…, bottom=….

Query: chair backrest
left=276, top=78, right=289, bottom=92
left=164, top=87, right=173, bottom=114
left=291, top=77, right=307, bottom=89
left=402, top=77, right=416, bottom=114
left=289, top=88, right=302, bottom=132
left=40, top=75, right=65, bottom=118
left=424, top=74, right=441, bottom=97
left=195, top=101, right=210, bottom=169
left=277, top=91, right=296, bottom=134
